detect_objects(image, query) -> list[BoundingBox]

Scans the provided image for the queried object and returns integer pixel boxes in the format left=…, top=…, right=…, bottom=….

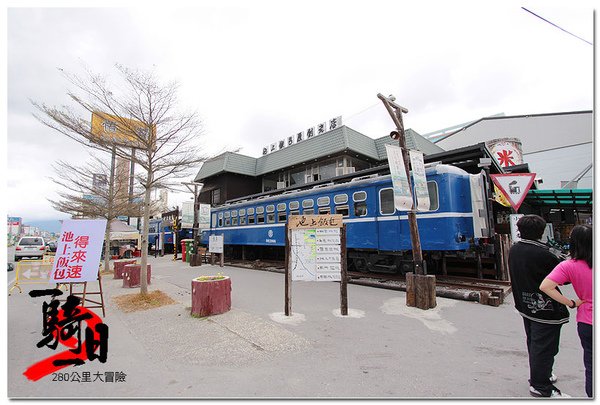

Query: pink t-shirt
left=547, top=259, right=593, bottom=325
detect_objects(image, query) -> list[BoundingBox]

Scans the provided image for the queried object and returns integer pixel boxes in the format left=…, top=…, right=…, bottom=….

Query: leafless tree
left=48, top=153, right=147, bottom=272
left=33, top=64, right=208, bottom=294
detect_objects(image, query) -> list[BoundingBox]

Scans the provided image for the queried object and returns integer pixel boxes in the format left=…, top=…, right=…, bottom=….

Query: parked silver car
left=14, top=236, right=46, bottom=261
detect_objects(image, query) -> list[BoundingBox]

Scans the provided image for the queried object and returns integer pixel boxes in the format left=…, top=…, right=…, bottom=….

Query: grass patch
left=113, top=290, right=176, bottom=313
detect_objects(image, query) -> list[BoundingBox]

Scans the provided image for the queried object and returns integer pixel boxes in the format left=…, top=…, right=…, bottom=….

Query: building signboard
left=262, top=116, right=342, bottom=155
left=181, top=201, right=194, bottom=229
left=198, top=204, right=211, bottom=230
left=91, top=111, right=155, bottom=148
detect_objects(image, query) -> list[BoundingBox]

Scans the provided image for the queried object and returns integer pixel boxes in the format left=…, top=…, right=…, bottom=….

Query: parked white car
left=14, top=236, right=46, bottom=261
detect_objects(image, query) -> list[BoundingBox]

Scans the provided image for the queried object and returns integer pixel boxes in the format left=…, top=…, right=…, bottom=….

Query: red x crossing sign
left=490, top=173, right=536, bottom=212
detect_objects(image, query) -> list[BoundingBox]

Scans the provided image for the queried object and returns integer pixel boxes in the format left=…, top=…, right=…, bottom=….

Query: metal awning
left=525, top=189, right=593, bottom=210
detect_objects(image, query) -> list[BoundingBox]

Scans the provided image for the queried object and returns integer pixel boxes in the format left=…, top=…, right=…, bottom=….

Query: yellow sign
left=494, top=184, right=512, bottom=207
left=91, top=111, right=155, bottom=148
left=288, top=214, right=343, bottom=229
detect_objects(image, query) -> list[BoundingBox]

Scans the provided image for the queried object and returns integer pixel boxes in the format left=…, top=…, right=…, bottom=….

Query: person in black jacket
left=508, top=215, right=570, bottom=398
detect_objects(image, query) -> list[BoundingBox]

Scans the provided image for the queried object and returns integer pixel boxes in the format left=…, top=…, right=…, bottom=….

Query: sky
left=4, top=0, right=596, bottom=229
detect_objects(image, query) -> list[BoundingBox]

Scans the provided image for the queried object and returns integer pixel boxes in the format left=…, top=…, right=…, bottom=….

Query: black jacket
left=508, top=239, right=569, bottom=324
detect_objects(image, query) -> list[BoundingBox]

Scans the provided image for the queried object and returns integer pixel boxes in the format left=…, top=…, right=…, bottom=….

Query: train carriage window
left=218, top=212, right=224, bottom=218
left=277, top=203, right=286, bottom=211
left=334, top=194, right=348, bottom=204
left=218, top=218, right=223, bottom=227
left=303, top=209, right=314, bottom=215
left=290, top=210, right=300, bottom=216
left=335, top=205, right=349, bottom=217
left=289, top=201, right=300, bottom=210
left=317, top=196, right=330, bottom=207
left=248, top=215, right=255, bottom=224
left=302, top=199, right=314, bottom=209
left=353, top=191, right=367, bottom=202
left=318, top=207, right=331, bottom=215
left=267, top=213, right=275, bottom=223
left=231, top=210, right=238, bottom=217
left=212, top=214, right=217, bottom=227
left=266, top=205, right=275, bottom=213
left=239, top=208, right=246, bottom=216
left=257, top=213, right=265, bottom=224
left=247, top=207, right=255, bottom=215
left=240, top=216, right=246, bottom=225
left=427, top=181, right=439, bottom=211
left=379, top=188, right=395, bottom=215
left=354, top=202, right=367, bottom=217
left=278, top=212, right=287, bottom=222
left=256, top=206, right=264, bottom=214
left=232, top=217, right=238, bottom=226
left=224, top=211, right=231, bottom=218
left=225, top=218, right=231, bottom=226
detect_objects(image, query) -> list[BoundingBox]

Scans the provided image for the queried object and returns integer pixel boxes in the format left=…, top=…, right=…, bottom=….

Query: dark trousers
left=523, top=318, right=563, bottom=396
left=577, top=322, right=593, bottom=397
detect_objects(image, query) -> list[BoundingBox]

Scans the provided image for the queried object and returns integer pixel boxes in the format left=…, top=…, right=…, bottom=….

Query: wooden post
left=219, top=252, right=224, bottom=268
left=284, top=223, right=292, bottom=316
left=377, top=93, right=435, bottom=309
left=405, top=273, right=416, bottom=306
left=340, top=224, right=348, bottom=316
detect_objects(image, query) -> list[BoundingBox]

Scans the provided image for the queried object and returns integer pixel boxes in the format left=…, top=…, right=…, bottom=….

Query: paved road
left=7, top=254, right=588, bottom=398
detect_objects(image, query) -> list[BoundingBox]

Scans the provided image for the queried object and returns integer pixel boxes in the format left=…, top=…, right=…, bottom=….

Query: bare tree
left=48, top=153, right=147, bottom=272
left=33, top=64, right=208, bottom=294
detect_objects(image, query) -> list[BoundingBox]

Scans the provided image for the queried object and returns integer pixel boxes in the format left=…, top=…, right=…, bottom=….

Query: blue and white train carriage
left=200, top=163, right=492, bottom=274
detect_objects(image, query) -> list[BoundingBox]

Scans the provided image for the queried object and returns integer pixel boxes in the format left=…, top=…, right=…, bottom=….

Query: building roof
left=525, top=189, right=593, bottom=210
left=195, top=125, right=443, bottom=182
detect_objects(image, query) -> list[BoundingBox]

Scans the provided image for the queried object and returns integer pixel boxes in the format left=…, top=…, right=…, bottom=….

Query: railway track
left=223, top=259, right=512, bottom=307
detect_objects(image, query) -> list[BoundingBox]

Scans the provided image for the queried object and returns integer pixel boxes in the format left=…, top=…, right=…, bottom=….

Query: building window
left=211, top=188, right=221, bottom=205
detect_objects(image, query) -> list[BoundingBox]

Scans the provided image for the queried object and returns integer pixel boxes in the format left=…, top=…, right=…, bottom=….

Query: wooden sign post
left=285, top=214, right=348, bottom=316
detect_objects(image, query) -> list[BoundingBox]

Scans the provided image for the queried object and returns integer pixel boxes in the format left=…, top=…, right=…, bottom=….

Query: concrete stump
left=191, top=276, right=231, bottom=317
left=122, top=264, right=152, bottom=288
left=113, top=259, right=136, bottom=279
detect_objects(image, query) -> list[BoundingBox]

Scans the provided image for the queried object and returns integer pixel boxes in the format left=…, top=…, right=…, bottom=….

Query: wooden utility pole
left=183, top=181, right=202, bottom=265
left=377, top=93, right=436, bottom=310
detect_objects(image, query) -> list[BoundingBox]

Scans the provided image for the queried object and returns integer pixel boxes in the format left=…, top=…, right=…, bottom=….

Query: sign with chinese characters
left=181, top=201, right=194, bottom=229
left=289, top=215, right=343, bottom=282
left=198, top=204, right=211, bottom=230
left=91, top=111, right=155, bottom=148
left=209, top=234, right=224, bottom=254
left=385, top=144, right=413, bottom=211
left=490, top=173, right=536, bottom=212
left=262, top=116, right=342, bottom=155
left=409, top=149, right=430, bottom=211
left=486, top=138, right=523, bottom=168
left=50, top=219, right=107, bottom=283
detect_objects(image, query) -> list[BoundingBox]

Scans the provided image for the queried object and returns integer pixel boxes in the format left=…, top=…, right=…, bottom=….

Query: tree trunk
left=139, top=170, right=152, bottom=295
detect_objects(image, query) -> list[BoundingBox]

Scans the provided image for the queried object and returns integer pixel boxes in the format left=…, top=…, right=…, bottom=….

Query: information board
left=209, top=234, right=224, bottom=253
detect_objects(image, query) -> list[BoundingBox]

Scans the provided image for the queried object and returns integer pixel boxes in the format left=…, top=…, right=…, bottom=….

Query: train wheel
left=353, top=257, right=369, bottom=273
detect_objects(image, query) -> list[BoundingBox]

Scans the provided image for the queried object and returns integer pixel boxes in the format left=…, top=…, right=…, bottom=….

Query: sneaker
left=549, top=373, right=558, bottom=383
left=529, top=386, right=571, bottom=398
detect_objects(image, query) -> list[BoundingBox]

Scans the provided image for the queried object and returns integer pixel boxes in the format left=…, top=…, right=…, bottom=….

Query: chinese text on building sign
left=409, top=149, right=430, bottom=211
left=50, top=219, right=107, bottom=283
left=385, top=144, right=413, bottom=211
left=289, top=215, right=343, bottom=282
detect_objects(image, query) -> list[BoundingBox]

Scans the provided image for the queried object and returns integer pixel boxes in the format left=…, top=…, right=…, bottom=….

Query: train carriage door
left=377, top=187, right=404, bottom=251
left=469, top=171, right=491, bottom=238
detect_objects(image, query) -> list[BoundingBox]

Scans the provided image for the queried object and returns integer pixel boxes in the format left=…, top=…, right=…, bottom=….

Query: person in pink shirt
left=540, top=224, right=593, bottom=397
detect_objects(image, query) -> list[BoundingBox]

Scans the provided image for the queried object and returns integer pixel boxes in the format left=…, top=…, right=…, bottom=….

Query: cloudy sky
left=5, top=1, right=595, bottom=227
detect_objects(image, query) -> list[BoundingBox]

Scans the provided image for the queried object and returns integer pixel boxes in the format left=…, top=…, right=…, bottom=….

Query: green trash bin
left=183, top=239, right=194, bottom=263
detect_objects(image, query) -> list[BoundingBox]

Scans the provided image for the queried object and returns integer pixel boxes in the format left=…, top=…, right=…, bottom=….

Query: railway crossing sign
left=490, top=173, right=536, bottom=212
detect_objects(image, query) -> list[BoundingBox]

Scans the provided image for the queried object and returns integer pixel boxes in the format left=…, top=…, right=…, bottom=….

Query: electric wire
left=522, top=7, right=593, bottom=46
